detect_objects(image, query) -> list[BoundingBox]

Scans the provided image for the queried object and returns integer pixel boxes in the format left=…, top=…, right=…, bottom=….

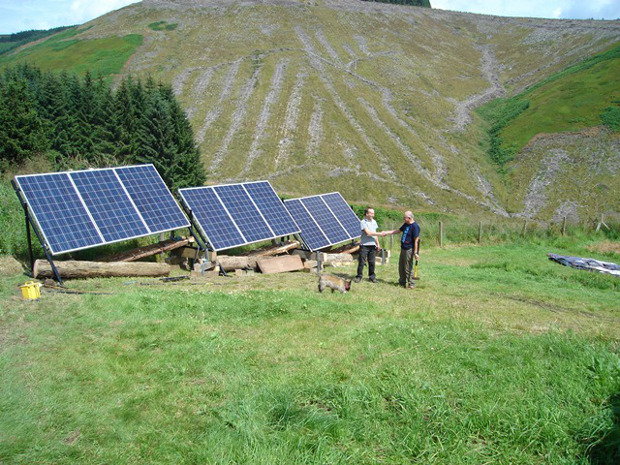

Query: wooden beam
left=245, top=241, right=300, bottom=257
left=101, top=238, right=190, bottom=262
left=257, top=255, right=304, bottom=274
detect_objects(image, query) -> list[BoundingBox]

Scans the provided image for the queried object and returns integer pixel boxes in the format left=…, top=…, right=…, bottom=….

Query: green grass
left=478, top=45, right=620, bottom=167
left=0, top=27, right=143, bottom=78
left=1, top=239, right=618, bottom=464
left=148, top=21, right=178, bottom=32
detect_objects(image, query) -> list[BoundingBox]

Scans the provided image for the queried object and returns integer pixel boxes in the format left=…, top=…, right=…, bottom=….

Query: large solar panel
left=180, top=187, right=245, bottom=250
left=301, top=196, right=349, bottom=245
left=14, top=164, right=189, bottom=255
left=71, top=169, right=149, bottom=242
left=178, top=181, right=299, bottom=252
left=215, top=184, right=273, bottom=243
left=284, top=199, right=330, bottom=251
left=284, top=192, right=361, bottom=251
left=16, top=173, right=103, bottom=254
left=116, top=165, right=189, bottom=233
left=243, top=181, right=300, bottom=237
left=322, top=192, right=360, bottom=239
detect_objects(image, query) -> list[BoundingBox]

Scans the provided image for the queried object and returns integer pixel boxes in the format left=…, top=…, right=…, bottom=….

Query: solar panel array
left=14, top=164, right=189, bottom=255
left=284, top=193, right=361, bottom=251
left=179, top=181, right=299, bottom=251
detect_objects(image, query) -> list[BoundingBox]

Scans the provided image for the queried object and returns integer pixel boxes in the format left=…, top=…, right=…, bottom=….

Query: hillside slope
left=3, top=0, right=619, bottom=221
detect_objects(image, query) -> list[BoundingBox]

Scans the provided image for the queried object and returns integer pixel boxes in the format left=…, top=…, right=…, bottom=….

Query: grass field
left=0, top=27, right=143, bottom=78
left=1, top=238, right=618, bottom=464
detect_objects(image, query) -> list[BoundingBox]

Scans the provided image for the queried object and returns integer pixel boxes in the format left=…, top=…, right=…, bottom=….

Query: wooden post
left=522, top=220, right=528, bottom=237
left=562, top=217, right=567, bottom=236
left=478, top=221, right=483, bottom=244
left=439, top=221, right=443, bottom=248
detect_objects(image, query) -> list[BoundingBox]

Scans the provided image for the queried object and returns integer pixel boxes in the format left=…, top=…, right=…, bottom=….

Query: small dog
left=318, top=274, right=351, bottom=294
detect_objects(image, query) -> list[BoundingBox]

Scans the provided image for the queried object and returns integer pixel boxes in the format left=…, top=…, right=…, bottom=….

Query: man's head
left=365, top=207, right=375, bottom=220
left=403, top=211, right=414, bottom=224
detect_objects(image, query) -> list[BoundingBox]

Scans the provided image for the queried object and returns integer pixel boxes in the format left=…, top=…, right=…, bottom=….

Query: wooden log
left=245, top=241, right=300, bottom=257
left=329, top=243, right=360, bottom=254
left=101, top=238, right=190, bottom=262
left=322, top=253, right=355, bottom=266
left=34, top=259, right=170, bottom=279
left=257, top=255, right=304, bottom=274
left=216, top=255, right=258, bottom=271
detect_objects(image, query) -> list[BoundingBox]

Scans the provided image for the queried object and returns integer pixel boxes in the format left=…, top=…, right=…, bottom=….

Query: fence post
left=562, top=217, right=567, bottom=236
left=439, top=221, right=443, bottom=247
left=521, top=220, right=528, bottom=237
left=478, top=221, right=483, bottom=244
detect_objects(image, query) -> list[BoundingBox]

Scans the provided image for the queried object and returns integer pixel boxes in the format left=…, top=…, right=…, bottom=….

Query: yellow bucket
left=20, top=281, right=42, bottom=300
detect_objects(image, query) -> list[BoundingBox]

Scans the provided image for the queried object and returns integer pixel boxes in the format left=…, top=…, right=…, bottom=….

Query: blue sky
left=0, top=0, right=618, bottom=35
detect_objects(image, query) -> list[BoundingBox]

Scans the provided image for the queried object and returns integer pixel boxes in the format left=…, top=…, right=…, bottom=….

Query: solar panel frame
left=178, top=181, right=299, bottom=252
left=284, top=192, right=361, bottom=251
left=14, top=164, right=189, bottom=255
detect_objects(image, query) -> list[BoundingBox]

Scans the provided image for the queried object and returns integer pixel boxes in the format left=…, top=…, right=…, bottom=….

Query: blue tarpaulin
left=547, top=253, right=620, bottom=278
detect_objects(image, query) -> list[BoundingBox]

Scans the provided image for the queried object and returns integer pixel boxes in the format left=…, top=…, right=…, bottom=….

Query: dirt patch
left=587, top=241, right=620, bottom=255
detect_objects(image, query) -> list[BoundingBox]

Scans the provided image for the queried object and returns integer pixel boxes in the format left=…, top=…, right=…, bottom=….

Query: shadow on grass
left=585, top=392, right=620, bottom=465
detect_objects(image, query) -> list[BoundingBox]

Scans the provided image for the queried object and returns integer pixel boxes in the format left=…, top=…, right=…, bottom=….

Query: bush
left=601, top=105, right=620, bottom=131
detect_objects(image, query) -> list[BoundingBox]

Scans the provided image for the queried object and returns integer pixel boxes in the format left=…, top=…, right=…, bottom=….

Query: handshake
left=378, top=230, right=391, bottom=237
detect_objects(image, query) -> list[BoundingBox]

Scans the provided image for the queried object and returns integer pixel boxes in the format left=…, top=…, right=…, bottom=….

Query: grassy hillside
left=0, top=27, right=142, bottom=78
left=1, top=239, right=619, bottom=464
left=1, top=0, right=619, bottom=223
left=478, top=44, right=620, bottom=166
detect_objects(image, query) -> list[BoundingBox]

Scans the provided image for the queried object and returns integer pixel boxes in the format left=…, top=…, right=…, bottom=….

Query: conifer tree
left=0, top=79, right=46, bottom=170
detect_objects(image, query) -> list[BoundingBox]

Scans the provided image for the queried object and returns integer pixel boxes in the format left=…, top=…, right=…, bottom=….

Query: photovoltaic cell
left=322, top=192, right=360, bottom=239
left=284, top=199, right=330, bottom=251
left=15, top=173, right=103, bottom=254
left=284, top=192, right=360, bottom=251
left=116, top=165, right=189, bottom=233
left=71, top=169, right=149, bottom=242
left=243, top=181, right=299, bottom=237
left=179, top=181, right=299, bottom=252
left=14, top=164, right=189, bottom=255
left=215, top=184, right=273, bottom=243
left=301, top=196, right=349, bottom=245
left=179, top=187, right=245, bottom=251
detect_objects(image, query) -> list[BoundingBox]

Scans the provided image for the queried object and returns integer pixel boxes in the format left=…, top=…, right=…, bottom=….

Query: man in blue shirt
left=355, top=207, right=382, bottom=283
left=383, top=211, right=420, bottom=289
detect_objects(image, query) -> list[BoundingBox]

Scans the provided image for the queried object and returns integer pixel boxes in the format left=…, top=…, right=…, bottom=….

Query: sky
left=0, top=0, right=619, bottom=35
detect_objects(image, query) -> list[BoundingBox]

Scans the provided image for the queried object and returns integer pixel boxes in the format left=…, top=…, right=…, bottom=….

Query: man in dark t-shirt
left=383, top=211, right=420, bottom=289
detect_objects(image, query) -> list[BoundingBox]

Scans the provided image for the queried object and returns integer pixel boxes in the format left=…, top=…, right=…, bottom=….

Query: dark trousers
left=399, top=247, right=415, bottom=286
left=357, top=245, right=377, bottom=279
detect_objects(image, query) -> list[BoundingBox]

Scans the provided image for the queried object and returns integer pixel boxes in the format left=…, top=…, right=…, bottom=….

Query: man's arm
left=414, top=236, right=420, bottom=259
left=381, top=228, right=401, bottom=236
left=362, top=227, right=383, bottom=237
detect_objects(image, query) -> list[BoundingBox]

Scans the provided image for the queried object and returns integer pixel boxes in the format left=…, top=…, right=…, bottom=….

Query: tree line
left=0, top=64, right=205, bottom=190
